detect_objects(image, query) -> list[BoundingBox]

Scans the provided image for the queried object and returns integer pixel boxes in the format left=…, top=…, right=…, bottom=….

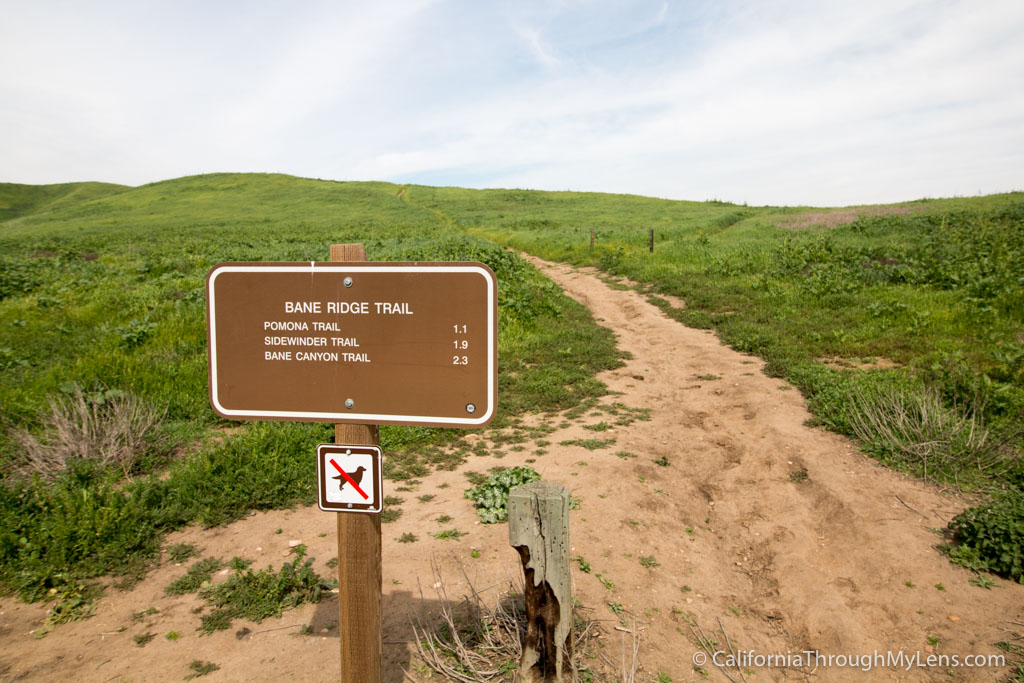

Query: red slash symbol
left=330, top=459, right=369, bottom=500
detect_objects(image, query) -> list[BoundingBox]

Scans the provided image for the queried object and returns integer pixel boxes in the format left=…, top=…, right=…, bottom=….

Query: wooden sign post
left=332, top=243, right=382, bottom=683
left=204, top=244, right=498, bottom=680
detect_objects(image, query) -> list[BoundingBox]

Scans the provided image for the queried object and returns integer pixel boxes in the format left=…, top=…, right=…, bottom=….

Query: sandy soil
left=1, top=255, right=1021, bottom=682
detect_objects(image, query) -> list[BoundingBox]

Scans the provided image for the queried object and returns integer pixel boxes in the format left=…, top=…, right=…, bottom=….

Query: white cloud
left=1, top=0, right=1021, bottom=204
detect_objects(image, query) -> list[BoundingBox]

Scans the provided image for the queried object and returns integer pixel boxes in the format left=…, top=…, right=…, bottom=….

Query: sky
left=1, top=0, right=1022, bottom=206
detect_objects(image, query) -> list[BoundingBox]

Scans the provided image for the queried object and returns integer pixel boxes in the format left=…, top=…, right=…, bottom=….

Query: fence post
left=508, top=481, right=574, bottom=682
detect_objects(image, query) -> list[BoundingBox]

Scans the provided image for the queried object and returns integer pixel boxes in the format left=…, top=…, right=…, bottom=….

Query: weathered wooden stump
left=508, top=481, right=575, bottom=683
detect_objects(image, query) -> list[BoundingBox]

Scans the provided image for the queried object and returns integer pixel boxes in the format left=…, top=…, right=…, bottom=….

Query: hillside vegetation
left=1, top=173, right=1022, bottom=605
left=0, top=181, right=129, bottom=223
left=0, top=173, right=622, bottom=601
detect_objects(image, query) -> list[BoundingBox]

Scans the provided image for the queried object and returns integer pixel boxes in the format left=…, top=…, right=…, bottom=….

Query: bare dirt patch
left=778, top=204, right=925, bottom=230
left=2, top=255, right=1020, bottom=682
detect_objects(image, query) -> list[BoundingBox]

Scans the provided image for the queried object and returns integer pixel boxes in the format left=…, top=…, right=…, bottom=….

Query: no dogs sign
left=316, top=444, right=383, bottom=513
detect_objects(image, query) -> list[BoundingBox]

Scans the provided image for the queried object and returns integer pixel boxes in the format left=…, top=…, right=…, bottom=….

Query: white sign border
left=208, top=263, right=496, bottom=426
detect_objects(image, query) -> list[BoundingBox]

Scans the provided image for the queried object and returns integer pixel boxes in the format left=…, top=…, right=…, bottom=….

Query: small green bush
left=464, top=466, right=541, bottom=524
left=948, top=490, right=1024, bottom=583
left=196, top=547, right=331, bottom=634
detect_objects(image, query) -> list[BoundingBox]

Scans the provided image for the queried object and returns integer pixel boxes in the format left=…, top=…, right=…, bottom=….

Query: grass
left=431, top=529, right=466, bottom=541
left=0, top=174, right=625, bottom=603
left=166, top=543, right=199, bottom=563
left=2, top=173, right=1022, bottom=598
left=133, top=632, right=156, bottom=647
left=474, top=191, right=1023, bottom=425
left=559, top=438, right=616, bottom=450
left=411, top=566, right=600, bottom=681
left=469, top=185, right=1024, bottom=575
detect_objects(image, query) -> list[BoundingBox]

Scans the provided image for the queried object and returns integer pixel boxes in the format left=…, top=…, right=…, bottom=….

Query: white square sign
left=316, top=444, right=383, bottom=513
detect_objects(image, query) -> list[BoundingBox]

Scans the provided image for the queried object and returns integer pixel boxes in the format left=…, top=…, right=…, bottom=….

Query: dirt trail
left=1, top=256, right=1021, bottom=682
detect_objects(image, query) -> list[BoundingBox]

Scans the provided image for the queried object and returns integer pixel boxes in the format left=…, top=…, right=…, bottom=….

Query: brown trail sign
left=206, top=260, right=497, bottom=427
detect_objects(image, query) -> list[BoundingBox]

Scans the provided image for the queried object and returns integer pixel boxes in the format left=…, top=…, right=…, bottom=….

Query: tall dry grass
left=10, top=387, right=166, bottom=480
left=849, top=382, right=1018, bottom=488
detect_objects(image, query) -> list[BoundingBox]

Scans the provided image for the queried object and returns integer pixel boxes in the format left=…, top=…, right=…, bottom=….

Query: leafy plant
left=639, top=555, right=659, bottom=569
left=166, top=557, right=224, bottom=596
left=196, top=547, right=331, bottom=634
left=464, top=465, right=541, bottom=523
left=34, top=580, right=104, bottom=638
left=559, top=438, right=616, bottom=451
left=948, top=490, right=1024, bottom=583
left=380, top=509, right=402, bottom=523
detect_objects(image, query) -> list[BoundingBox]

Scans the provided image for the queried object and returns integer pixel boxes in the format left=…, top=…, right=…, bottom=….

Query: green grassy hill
left=1, top=172, right=1022, bottom=600
left=0, top=181, right=129, bottom=224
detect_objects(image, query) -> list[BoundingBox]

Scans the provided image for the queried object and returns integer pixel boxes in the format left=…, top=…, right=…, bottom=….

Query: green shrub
left=0, top=421, right=327, bottom=601
left=0, top=464, right=164, bottom=601
left=464, top=466, right=541, bottom=523
left=196, top=547, right=331, bottom=634
left=948, top=490, right=1024, bottom=583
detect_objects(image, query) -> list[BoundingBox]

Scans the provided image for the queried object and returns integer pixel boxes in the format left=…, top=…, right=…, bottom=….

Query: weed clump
left=166, top=557, right=225, bottom=596
left=464, top=466, right=540, bottom=524
left=196, top=547, right=332, bottom=634
left=9, top=386, right=167, bottom=480
left=34, top=580, right=104, bottom=638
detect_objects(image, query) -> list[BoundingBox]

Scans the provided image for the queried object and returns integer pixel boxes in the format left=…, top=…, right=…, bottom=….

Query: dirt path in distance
left=1, top=255, right=1020, bottom=682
